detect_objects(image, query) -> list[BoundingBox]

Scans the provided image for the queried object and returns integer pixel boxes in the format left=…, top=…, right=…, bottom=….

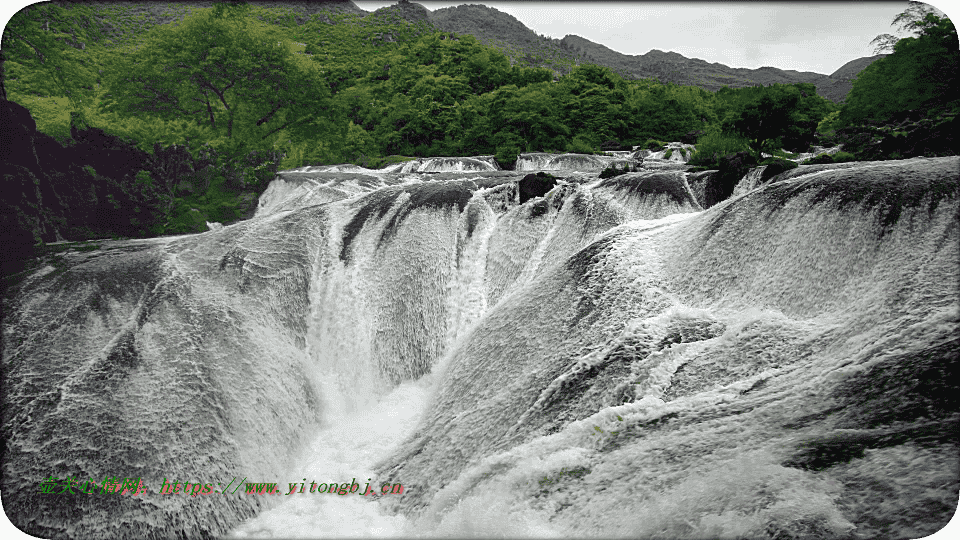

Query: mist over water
left=2, top=154, right=958, bottom=539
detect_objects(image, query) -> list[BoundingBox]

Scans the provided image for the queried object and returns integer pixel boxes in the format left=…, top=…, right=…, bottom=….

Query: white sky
left=2, top=1, right=956, bottom=75
left=353, top=1, right=959, bottom=75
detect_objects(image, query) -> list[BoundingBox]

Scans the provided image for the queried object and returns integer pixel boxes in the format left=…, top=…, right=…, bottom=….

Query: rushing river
left=2, top=154, right=958, bottom=539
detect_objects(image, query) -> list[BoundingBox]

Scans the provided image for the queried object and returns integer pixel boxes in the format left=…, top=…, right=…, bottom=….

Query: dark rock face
left=680, top=129, right=705, bottom=145
left=701, top=151, right=757, bottom=208
left=600, top=139, right=626, bottom=151
left=759, top=158, right=799, bottom=184
left=0, top=99, right=277, bottom=279
left=1, top=101, right=56, bottom=275
left=0, top=100, right=38, bottom=168
left=518, top=172, right=559, bottom=204
left=597, top=171, right=698, bottom=207
left=835, top=113, right=960, bottom=161
left=0, top=99, right=167, bottom=271
left=685, top=170, right=716, bottom=208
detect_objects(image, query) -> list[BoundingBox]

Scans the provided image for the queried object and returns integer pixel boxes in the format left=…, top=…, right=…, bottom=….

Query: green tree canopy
left=842, top=10, right=958, bottom=125
left=99, top=4, right=331, bottom=144
left=2, top=2, right=99, bottom=113
left=721, top=83, right=833, bottom=154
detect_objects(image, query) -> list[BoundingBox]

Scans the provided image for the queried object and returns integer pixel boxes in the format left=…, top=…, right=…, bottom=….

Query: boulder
left=518, top=172, right=559, bottom=203
left=701, top=151, right=757, bottom=208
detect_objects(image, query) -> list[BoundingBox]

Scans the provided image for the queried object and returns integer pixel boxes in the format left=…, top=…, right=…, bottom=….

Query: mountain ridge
left=423, top=3, right=883, bottom=102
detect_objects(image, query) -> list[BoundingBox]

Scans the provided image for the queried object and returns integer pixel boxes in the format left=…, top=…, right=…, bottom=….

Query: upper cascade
left=515, top=152, right=635, bottom=172
left=631, top=142, right=697, bottom=163
left=398, top=156, right=501, bottom=173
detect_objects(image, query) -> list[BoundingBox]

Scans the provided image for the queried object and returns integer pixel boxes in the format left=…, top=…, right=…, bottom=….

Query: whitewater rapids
left=2, top=154, right=957, bottom=539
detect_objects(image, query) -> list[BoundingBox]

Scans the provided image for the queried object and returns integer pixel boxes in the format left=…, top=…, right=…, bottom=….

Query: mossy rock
left=644, top=138, right=666, bottom=152
left=758, top=158, right=798, bottom=183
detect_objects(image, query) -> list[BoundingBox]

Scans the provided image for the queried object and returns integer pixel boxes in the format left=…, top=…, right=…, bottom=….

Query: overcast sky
left=354, top=1, right=954, bottom=75
left=2, top=1, right=955, bottom=75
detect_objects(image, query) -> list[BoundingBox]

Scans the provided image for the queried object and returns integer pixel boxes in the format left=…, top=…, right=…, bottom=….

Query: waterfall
left=731, top=164, right=769, bottom=197
left=514, top=152, right=631, bottom=172
left=2, top=156, right=957, bottom=539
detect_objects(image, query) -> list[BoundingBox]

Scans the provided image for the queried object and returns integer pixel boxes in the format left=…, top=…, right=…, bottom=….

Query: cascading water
left=515, top=152, right=629, bottom=172
left=2, top=153, right=958, bottom=539
left=731, top=164, right=769, bottom=197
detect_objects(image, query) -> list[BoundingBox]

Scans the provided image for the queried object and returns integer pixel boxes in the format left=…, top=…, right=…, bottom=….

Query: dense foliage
left=841, top=12, right=958, bottom=126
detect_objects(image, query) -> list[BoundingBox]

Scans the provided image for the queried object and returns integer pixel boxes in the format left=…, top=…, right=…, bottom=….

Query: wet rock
left=518, top=171, right=559, bottom=203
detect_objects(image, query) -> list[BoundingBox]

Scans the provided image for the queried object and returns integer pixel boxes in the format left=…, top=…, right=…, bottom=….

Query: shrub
left=599, top=164, right=629, bottom=179
left=644, top=138, right=666, bottom=152
left=831, top=151, right=856, bottom=163
left=494, top=144, right=520, bottom=170
left=802, top=153, right=836, bottom=165
left=817, top=111, right=841, bottom=135
left=566, top=136, right=595, bottom=154
left=688, top=131, right=751, bottom=168
left=663, top=148, right=674, bottom=160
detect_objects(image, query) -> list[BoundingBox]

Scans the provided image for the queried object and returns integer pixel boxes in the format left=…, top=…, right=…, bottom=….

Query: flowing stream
left=3, top=154, right=957, bottom=539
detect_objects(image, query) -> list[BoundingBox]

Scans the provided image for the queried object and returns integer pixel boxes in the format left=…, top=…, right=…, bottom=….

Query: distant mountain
left=424, top=2, right=884, bottom=102
left=829, top=54, right=887, bottom=80
left=428, top=4, right=583, bottom=74
left=57, top=0, right=884, bottom=103
left=559, top=34, right=823, bottom=87
left=812, top=54, right=888, bottom=102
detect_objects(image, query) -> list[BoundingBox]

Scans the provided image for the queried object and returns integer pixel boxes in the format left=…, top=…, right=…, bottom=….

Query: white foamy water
left=4, top=156, right=957, bottom=540
left=229, top=377, right=435, bottom=538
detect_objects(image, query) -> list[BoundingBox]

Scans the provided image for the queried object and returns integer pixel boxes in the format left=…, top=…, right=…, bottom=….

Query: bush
left=801, top=150, right=857, bottom=165
left=644, top=138, right=666, bottom=152
left=599, top=163, right=630, bottom=179
left=566, top=136, right=595, bottom=154
left=817, top=111, right=841, bottom=135
left=688, top=131, right=751, bottom=168
left=802, top=153, right=836, bottom=165
left=663, top=148, right=674, bottom=160
left=494, top=144, right=520, bottom=170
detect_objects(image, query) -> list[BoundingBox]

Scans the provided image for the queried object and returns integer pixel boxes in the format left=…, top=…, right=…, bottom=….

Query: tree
left=1, top=3, right=98, bottom=115
left=869, top=1, right=945, bottom=53
left=842, top=10, right=958, bottom=125
left=728, top=91, right=797, bottom=156
left=99, top=4, right=330, bottom=144
left=722, top=84, right=832, bottom=155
